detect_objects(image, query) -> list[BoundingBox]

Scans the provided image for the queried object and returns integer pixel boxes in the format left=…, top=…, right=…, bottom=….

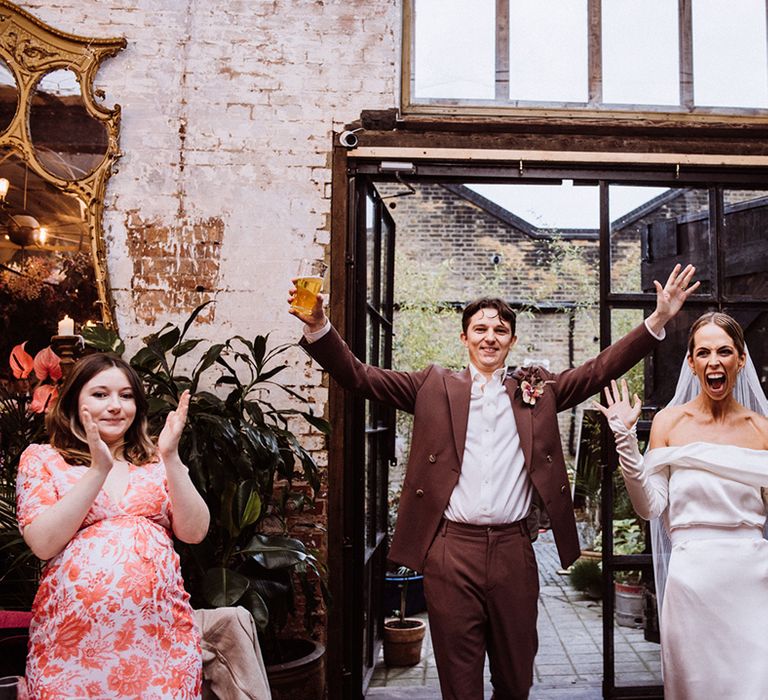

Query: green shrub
left=569, top=558, right=602, bottom=598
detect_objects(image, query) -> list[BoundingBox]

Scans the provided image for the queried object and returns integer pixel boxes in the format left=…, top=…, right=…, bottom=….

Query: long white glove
left=607, top=414, right=668, bottom=520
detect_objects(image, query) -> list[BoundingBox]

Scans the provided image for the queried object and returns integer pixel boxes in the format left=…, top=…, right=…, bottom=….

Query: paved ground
left=367, top=531, right=661, bottom=699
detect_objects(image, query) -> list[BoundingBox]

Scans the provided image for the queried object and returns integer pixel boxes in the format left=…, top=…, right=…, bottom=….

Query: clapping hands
left=80, top=405, right=115, bottom=474
left=158, top=389, right=190, bottom=461
left=592, top=378, right=642, bottom=431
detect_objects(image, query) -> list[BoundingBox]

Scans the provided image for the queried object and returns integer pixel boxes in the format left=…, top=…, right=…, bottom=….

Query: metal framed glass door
left=344, top=178, right=396, bottom=694
left=339, top=157, right=768, bottom=698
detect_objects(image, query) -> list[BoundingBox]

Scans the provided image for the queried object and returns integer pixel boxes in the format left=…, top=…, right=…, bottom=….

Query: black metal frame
left=345, top=178, right=397, bottom=694
left=598, top=180, right=768, bottom=698
left=343, top=158, right=768, bottom=699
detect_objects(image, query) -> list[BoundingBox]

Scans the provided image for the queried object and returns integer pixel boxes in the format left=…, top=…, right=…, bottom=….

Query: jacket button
left=416, top=489, right=424, bottom=497
left=428, top=454, right=436, bottom=463
left=546, top=454, right=553, bottom=463
left=560, top=484, right=567, bottom=494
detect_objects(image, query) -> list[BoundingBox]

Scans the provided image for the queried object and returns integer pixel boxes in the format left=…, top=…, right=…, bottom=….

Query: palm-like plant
left=0, top=385, right=45, bottom=609
left=83, top=302, right=331, bottom=655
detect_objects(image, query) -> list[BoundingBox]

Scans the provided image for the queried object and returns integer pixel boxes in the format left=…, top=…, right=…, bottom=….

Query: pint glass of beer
left=291, top=258, right=327, bottom=314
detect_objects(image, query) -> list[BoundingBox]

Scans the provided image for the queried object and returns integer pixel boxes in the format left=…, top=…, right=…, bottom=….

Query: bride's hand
left=592, top=378, right=641, bottom=430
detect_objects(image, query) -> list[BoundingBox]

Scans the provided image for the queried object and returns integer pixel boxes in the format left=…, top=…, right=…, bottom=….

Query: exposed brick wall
left=124, top=211, right=223, bottom=325
left=20, top=0, right=399, bottom=647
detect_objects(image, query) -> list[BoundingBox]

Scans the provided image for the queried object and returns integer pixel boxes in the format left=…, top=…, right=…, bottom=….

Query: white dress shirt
left=444, top=363, right=532, bottom=525
left=303, top=318, right=665, bottom=527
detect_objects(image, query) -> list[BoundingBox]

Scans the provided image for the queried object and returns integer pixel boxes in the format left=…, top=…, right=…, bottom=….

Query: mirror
left=31, top=69, right=109, bottom=181
left=0, top=4, right=125, bottom=366
left=0, top=149, right=99, bottom=360
left=0, top=57, right=17, bottom=135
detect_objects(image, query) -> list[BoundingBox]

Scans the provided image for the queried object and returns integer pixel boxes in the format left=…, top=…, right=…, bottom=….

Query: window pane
left=722, top=189, right=768, bottom=299
left=692, top=0, right=768, bottom=108
left=602, top=0, right=679, bottom=105
left=509, top=0, right=588, bottom=102
left=609, top=186, right=711, bottom=296
left=413, top=0, right=495, bottom=99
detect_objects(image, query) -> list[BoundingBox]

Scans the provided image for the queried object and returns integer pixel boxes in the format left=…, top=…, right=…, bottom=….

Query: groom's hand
left=646, top=263, right=700, bottom=336
left=287, top=279, right=327, bottom=333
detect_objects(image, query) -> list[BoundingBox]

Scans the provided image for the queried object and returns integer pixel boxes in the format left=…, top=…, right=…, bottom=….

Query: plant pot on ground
left=610, top=518, right=646, bottom=628
left=383, top=566, right=426, bottom=667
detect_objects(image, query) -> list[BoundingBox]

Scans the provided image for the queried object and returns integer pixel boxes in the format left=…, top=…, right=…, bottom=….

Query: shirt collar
left=469, top=362, right=508, bottom=385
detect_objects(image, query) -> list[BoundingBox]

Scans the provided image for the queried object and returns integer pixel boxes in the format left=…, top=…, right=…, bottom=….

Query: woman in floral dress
left=16, top=353, right=210, bottom=699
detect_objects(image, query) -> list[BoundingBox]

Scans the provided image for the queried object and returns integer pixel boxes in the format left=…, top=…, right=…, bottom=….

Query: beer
left=292, top=275, right=323, bottom=314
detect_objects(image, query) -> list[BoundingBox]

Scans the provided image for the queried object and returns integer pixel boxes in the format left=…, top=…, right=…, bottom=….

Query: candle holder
left=50, top=335, right=85, bottom=381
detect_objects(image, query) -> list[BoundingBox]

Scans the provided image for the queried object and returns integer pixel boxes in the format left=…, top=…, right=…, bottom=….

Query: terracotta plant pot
left=265, top=639, right=325, bottom=700
left=383, top=618, right=426, bottom=667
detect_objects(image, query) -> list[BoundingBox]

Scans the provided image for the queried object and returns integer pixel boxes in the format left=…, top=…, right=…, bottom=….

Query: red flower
left=116, top=559, right=156, bottom=605
left=10, top=342, right=34, bottom=379
left=30, top=384, right=58, bottom=413
left=51, top=611, right=92, bottom=661
left=33, top=346, right=62, bottom=382
left=107, top=655, right=149, bottom=696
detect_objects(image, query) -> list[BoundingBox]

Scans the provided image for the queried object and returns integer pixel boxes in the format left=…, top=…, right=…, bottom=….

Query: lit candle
left=57, top=315, right=75, bottom=336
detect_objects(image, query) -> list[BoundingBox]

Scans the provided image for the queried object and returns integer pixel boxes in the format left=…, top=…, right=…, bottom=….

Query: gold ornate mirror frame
left=0, top=0, right=125, bottom=328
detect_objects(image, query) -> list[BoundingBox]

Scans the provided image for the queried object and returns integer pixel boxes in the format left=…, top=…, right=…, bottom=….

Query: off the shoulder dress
left=630, top=441, right=768, bottom=700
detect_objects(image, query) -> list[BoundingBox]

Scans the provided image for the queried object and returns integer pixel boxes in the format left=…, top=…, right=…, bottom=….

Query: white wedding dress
left=635, top=441, right=768, bottom=700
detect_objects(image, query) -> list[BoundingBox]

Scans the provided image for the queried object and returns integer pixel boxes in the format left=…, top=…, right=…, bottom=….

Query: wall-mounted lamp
left=0, top=178, right=44, bottom=247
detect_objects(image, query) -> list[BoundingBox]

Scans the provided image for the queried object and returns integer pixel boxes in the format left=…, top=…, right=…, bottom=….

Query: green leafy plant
left=82, top=303, right=331, bottom=659
left=594, top=517, right=645, bottom=584
left=0, top=363, right=48, bottom=609
left=569, top=558, right=602, bottom=599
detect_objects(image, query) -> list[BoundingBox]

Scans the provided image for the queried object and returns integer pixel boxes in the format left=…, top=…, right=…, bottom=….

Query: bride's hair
left=687, top=311, right=745, bottom=357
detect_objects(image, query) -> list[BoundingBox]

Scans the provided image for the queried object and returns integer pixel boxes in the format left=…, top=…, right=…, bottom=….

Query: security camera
left=490, top=253, right=502, bottom=265
left=339, top=130, right=360, bottom=149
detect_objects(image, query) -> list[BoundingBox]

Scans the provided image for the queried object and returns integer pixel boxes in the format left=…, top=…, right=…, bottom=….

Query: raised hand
left=591, top=378, right=641, bottom=431
left=287, top=278, right=326, bottom=332
left=80, top=405, right=114, bottom=474
left=655, top=263, right=700, bottom=320
left=158, top=390, right=190, bottom=460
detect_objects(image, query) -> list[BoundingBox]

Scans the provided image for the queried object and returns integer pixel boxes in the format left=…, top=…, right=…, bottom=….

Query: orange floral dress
left=16, top=443, right=202, bottom=700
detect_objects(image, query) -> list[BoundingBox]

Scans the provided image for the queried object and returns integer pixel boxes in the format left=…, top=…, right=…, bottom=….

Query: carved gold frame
left=0, top=1, right=125, bottom=328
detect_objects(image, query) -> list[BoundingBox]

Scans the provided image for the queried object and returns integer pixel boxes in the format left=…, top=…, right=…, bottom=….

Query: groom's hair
left=687, top=312, right=745, bottom=357
left=461, top=298, right=516, bottom=335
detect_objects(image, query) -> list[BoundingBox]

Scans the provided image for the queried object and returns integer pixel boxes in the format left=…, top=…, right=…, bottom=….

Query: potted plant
left=0, top=342, right=62, bottom=613
left=383, top=566, right=427, bottom=667
left=83, top=303, right=331, bottom=698
left=611, top=518, right=646, bottom=628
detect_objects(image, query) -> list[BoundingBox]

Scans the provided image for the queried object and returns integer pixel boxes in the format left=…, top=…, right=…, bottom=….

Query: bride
left=594, top=312, right=768, bottom=700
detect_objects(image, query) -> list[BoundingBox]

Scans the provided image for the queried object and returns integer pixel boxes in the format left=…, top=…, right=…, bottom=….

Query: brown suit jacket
left=301, top=322, right=658, bottom=570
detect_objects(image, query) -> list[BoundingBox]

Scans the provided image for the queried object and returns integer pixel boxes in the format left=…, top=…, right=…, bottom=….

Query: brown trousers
left=423, top=519, right=539, bottom=700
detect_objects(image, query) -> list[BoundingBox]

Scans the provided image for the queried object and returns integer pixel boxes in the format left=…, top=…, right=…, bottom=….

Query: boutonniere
left=511, top=366, right=554, bottom=406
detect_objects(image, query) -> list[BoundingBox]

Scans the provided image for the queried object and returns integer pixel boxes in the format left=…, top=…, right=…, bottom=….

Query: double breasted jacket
left=301, top=322, right=658, bottom=571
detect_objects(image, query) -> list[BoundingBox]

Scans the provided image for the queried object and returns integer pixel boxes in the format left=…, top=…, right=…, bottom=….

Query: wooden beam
left=679, top=0, right=694, bottom=109
left=588, top=0, right=602, bottom=106
left=495, top=0, right=510, bottom=101
left=349, top=146, right=768, bottom=167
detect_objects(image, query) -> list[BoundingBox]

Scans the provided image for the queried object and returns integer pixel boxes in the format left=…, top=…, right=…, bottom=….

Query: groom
left=288, top=264, right=698, bottom=700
